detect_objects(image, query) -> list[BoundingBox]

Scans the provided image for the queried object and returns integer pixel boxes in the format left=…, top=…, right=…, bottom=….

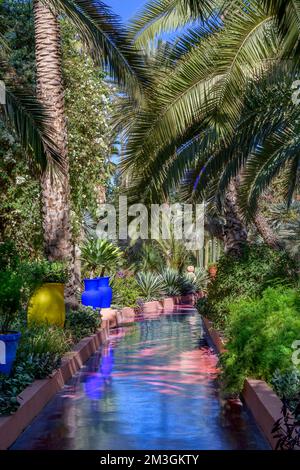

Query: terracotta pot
left=208, top=265, right=218, bottom=279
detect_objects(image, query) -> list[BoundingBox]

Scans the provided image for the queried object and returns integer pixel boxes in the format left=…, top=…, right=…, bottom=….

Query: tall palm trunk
left=34, top=1, right=76, bottom=304
left=34, top=1, right=72, bottom=262
left=223, top=179, right=248, bottom=256
left=254, top=211, right=282, bottom=250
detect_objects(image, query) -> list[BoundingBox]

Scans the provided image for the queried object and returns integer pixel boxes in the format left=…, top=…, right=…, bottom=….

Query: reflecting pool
left=11, top=308, right=269, bottom=450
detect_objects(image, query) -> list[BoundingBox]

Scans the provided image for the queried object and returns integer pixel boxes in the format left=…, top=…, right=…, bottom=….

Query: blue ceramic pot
left=97, top=277, right=113, bottom=308
left=82, top=279, right=101, bottom=309
left=0, top=331, right=21, bottom=376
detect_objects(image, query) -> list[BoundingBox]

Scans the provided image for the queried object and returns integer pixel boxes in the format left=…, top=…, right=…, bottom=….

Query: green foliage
left=136, top=272, right=165, bottom=301
left=0, top=124, right=43, bottom=257
left=81, top=238, right=123, bottom=278
left=193, top=268, right=209, bottom=291
left=17, top=324, right=72, bottom=379
left=38, top=261, right=70, bottom=284
left=220, top=287, right=300, bottom=394
left=138, top=243, right=165, bottom=272
left=65, top=306, right=101, bottom=343
left=61, top=20, right=115, bottom=230
left=0, top=240, right=20, bottom=271
left=0, top=361, right=34, bottom=415
left=205, top=244, right=297, bottom=329
left=196, top=296, right=209, bottom=316
left=160, top=269, right=182, bottom=296
left=272, top=368, right=300, bottom=415
left=112, top=275, right=143, bottom=308
left=0, top=270, right=22, bottom=332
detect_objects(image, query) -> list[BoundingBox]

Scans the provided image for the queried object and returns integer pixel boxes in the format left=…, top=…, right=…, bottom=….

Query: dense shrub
left=203, top=244, right=297, bottom=328
left=65, top=307, right=101, bottom=342
left=220, top=287, right=300, bottom=394
left=0, top=362, right=34, bottom=415
left=112, top=275, right=143, bottom=308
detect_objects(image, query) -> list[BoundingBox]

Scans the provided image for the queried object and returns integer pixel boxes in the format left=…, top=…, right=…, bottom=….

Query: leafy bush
left=0, top=240, right=20, bottom=271
left=0, top=270, right=23, bottom=332
left=196, top=296, right=209, bottom=316
left=17, top=324, right=72, bottom=379
left=81, top=238, right=123, bottom=278
left=65, top=306, right=101, bottom=342
left=205, top=244, right=297, bottom=328
left=136, top=272, right=165, bottom=301
left=220, top=287, right=300, bottom=394
left=39, top=261, right=70, bottom=284
left=0, top=362, right=34, bottom=415
left=111, top=275, right=143, bottom=308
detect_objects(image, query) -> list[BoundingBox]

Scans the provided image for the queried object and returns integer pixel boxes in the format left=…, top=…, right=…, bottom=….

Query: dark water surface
left=11, top=308, right=268, bottom=450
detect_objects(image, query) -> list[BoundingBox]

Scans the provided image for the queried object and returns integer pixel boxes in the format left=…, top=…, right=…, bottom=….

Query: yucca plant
left=136, top=272, right=165, bottom=301
left=81, top=238, right=123, bottom=278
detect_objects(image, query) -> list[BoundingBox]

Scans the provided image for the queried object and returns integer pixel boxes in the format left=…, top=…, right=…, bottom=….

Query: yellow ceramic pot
left=28, top=283, right=65, bottom=328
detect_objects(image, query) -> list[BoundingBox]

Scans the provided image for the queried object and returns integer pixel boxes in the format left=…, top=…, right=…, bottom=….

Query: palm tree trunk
left=34, top=1, right=76, bottom=305
left=34, top=1, right=72, bottom=261
left=254, top=211, right=282, bottom=250
left=223, top=179, right=248, bottom=256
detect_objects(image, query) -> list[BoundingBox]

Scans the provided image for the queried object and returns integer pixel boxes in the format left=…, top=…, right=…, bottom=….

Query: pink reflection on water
left=111, top=346, right=219, bottom=397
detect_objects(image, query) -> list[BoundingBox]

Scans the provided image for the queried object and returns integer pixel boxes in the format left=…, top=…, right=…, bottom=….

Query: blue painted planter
left=82, top=279, right=101, bottom=309
left=97, top=277, right=113, bottom=308
left=0, top=331, right=21, bottom=376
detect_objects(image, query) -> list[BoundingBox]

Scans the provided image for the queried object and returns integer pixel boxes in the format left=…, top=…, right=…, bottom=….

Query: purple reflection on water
left=84, top=346, right=114, bottom=400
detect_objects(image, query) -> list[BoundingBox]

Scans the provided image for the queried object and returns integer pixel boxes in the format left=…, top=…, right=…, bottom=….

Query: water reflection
left=11, top=310, right=269, bottom=450
left=84, top=346, right=114, bottom=400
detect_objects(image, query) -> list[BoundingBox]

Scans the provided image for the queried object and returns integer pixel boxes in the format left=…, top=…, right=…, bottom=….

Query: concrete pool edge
left=202, top=316, right=282, bottom=450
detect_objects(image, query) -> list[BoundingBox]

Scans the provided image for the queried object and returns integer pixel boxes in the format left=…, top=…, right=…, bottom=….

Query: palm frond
left=48, top=0, right=150, bottom=99
left=3, top=84, right=61, bottom=172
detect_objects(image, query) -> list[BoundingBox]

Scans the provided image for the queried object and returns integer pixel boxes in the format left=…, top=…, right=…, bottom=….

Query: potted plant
left=208, top=263, right=218, bottom=279
left=81, top=238, right=123, bottom=309
left=0, top=270, right=22, bottom=375
left=27, top=261, right=69, bottom=327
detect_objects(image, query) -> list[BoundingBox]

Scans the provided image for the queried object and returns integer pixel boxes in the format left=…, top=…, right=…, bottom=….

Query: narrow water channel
left=11, top=308, right=268, bottom=450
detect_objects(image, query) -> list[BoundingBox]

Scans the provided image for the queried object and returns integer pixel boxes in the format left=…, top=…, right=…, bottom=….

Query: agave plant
left=193, top=268, right=209, bottom=292
left=81, top=238, right=123, bottom=278
left=136, top=272, right=165, bottom=301
left=160, top=268, right=182, bottom=296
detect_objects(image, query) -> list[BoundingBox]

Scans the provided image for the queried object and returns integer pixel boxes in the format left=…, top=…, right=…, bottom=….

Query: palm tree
left=33, top=0, right=148, bottom=265
left=120, top=0, right=299, bottom=254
